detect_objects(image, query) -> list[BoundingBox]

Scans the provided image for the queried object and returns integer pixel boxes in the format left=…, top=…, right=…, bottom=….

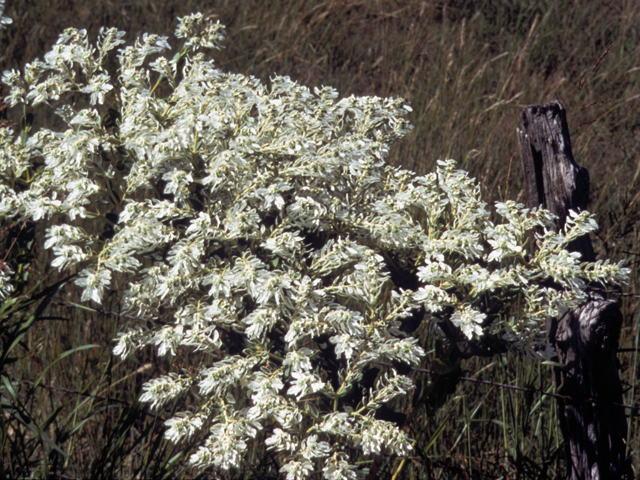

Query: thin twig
left=3, top=374, right=133, bottom=406
left=51, top=299, right=150, bottom=322
left=373, top=361, right=640, bottom=411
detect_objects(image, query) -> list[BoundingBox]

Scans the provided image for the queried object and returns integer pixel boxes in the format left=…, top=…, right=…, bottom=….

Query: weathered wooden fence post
left=517, top=101, right=632, bottom=480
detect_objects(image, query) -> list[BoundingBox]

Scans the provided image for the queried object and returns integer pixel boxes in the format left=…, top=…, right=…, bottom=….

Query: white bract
left=0, top=0, right=10, bottom=30
left=0, top=13, right=629, bottom=479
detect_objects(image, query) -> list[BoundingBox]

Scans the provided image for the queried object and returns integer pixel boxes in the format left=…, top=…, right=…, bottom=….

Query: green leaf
left=33, top=344, right=103, bottom=389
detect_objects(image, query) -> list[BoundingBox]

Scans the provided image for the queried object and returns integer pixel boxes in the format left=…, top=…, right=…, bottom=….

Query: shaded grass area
left=1, top=0, right=639, bottom=478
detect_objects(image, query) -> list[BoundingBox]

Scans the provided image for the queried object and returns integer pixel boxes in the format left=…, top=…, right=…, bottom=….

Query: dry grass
left=1, top=0, right=640, bottom=478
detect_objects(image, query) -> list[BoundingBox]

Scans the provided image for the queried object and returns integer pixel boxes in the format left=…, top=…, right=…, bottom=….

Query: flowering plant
left=0, top=13, right=628, bottom=479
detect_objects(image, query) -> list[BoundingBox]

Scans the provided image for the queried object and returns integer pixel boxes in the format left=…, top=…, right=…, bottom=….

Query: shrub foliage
left=0, top=13, right=629, bottom=479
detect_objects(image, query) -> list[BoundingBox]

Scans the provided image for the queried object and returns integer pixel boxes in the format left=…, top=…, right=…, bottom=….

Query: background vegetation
left=1, top=0, right=639, bottom=478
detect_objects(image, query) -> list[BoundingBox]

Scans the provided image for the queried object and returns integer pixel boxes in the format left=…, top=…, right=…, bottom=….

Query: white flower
left=451, top=305, right=486, bottom=340
left=140, top=374, right=189, bottom=410
left=265, top=428, right=297, bottom=452
left=150, top=325, right=183, bottom=356
left=113, top=328, right=147, bottom=359
left=189, top=420, right=248, bottom=471
left=357, top=418, right=412, bottom=456
left=323, top=455, right=358, bottom=480
left=165, top=412, right=205, bottom=443
left=280, top=459, right=314, bottom=480
left=0, top=0, right=12, bottom=29
left=75, top=267, right=112, bottom=304
left=79, top=73, right=113, bottom=104
left=287, top=371, right=326, bottom=400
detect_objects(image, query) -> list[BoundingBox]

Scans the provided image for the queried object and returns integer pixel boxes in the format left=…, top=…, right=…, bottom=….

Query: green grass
left=1, top=0, right=640, bottom=478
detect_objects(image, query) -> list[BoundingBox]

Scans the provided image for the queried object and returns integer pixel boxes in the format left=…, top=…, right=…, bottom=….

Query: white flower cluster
left=0, top=14, right=629, bottom=479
